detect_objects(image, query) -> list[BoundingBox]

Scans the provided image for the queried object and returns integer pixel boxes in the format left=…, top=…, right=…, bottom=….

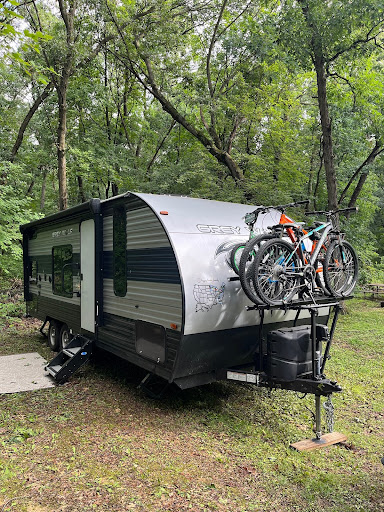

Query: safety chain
left=323, top=394, right=334, bottom=433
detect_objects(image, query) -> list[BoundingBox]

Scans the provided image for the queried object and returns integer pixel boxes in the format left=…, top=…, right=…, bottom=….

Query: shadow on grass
left=86, top=347, right=274, bottom=427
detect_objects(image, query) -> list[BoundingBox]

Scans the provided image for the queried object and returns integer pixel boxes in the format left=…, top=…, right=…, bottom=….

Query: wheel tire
left=253, top=238, right=301, bottom=305
left=314, top=258, right=331, bottom=296
left=229, top=243, right=246, bottom=275
left=323, top=240, right=358, bottom=297
left=312, top=241, right=331, bottom=296
left=59, top=323, right=72, bottom=350
left=48, top=320, right=61, bottom=351
left=238, top=234, right=275, bottom=304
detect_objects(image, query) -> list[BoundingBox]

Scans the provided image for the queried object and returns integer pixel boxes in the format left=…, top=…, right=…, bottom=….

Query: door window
left=52, top=245, right=73, bottom=297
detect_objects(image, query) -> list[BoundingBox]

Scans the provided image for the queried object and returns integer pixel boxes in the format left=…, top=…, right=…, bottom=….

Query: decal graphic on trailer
left=193, top=281, right=226, bottom=312
left=214, top=240, right=244, bottom=269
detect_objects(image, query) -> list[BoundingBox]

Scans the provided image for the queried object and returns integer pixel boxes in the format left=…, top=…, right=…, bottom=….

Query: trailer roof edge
left=20, top=199, right=101, bottom=234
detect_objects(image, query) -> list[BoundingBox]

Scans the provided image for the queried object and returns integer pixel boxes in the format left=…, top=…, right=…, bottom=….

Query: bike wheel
left=253, top=238, right=301, bottom=305
left=238, top=233, right=275, bottom=304
left=323, top=240, right=358, bottom=297
left=229, top=243, right=246, bottom=275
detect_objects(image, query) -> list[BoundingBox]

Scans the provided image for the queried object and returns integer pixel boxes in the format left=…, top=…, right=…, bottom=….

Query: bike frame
left=285, top=221, right=333, bottom=268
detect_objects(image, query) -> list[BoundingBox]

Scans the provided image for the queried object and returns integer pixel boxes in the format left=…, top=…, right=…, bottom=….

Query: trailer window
left=52, top=245, right=73, bottom=297
left=113, top=206, right=127, bottom=297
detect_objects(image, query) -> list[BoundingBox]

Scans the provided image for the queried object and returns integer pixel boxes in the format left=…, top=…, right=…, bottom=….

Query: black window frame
left=113, top=205, right=127, bottom=297
left=52, top=244, right=73, bottom=297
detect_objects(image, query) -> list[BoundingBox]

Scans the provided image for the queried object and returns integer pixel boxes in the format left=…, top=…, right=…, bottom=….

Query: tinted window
left=113, top=206, right=127, bottom=297
left=52, top=245, right=73, bottom=297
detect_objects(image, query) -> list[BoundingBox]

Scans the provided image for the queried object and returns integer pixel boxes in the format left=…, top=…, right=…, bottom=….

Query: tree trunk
left=300, top=0, right=338, bottom=211
left=27, top=180, right=35, bottom=195
left=348, top=172, right=369, bottom=210
left=40, top=170, right=48, bottom=211
left=56, top=0, right=77, bottom=211
left=112, top=183, right=119, bottom=196
left=57, top=84, right=69, bottom=210
left=77, top=175, right=86, bottom=203
left=315, top=61, right=338, bottom=211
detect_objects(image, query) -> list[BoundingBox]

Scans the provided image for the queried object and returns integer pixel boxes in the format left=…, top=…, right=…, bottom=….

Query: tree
left=107, top=0, right=271, bottom=186
left=284, top=0, right=384, bottom=210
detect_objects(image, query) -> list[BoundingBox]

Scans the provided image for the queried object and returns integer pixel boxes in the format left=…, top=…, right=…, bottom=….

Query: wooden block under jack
left=290, top=432, right=347, bottom=452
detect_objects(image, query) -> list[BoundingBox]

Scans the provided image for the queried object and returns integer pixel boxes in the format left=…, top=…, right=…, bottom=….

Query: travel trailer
left=20, top=192, right=335, bottom=392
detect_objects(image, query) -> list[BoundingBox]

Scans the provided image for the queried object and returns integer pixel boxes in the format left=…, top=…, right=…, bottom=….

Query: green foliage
left=0, top=0, right=384, bottom=281
left=0, top=2, right=53, bottom=83
left=0, top=162, right=41, bottom=278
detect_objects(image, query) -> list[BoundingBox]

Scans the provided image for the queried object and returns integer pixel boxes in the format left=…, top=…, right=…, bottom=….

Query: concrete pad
left=0, top=353, right=55, bottom=394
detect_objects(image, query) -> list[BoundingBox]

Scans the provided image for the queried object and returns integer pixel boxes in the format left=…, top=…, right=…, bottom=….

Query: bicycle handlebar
left=245, top=200, right=310, bottom=222
left=305, top=207, right=358, bottom=216
left=262, top=199, right=310, bottom=211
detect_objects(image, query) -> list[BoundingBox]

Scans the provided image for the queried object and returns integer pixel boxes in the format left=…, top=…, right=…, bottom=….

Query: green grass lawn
left=0, top=299, right=383, bottom=512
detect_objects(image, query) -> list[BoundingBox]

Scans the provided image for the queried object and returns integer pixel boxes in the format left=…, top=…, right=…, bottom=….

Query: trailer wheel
left=48, top=320, right=61, bottom=351
left=59, top=323, right=72, bottom=350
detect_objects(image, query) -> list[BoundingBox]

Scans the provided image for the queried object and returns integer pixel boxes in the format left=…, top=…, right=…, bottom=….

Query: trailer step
left=46, top=365, right=62, bottom=376
left=63, top=347, right=82, bottom=357
left=45, top=334, right=93, bottom=384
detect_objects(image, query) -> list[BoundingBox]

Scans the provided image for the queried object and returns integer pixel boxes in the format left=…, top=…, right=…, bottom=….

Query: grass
left=0, top=298, right=383, bottom=511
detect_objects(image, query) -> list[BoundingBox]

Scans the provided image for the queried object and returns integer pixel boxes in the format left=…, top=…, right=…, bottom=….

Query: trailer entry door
left=80, top=219, right=95, bottom=333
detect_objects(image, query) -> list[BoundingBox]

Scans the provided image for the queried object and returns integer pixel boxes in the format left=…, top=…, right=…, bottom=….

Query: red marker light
left=160, top=211, right=169, bottom=215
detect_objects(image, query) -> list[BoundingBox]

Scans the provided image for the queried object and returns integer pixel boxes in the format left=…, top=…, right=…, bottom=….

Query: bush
left=0, top=278, right=25, bottom=320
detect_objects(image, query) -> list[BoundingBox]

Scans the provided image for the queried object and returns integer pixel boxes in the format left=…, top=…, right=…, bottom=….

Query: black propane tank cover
left=267, top=326, right=322, bottom=382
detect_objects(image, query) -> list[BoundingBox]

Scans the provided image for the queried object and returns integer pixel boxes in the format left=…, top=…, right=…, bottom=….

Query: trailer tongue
left=220, top=297, right=348, bottom=450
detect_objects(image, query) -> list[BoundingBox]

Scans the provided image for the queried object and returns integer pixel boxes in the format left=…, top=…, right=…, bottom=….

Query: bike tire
left=238, top=233, right=275, bottom=304
left=323, top=240, right=358, bottom=297
left=229, top=242, right=246, bottom=275
left=253, top=238, right=301, bottom=306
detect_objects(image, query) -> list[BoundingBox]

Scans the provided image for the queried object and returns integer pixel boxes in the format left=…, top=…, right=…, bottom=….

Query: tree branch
left=328, top=18, right=384, bottom=62
left=146, top=120, right=176, bottom=173
left=10, top=81, right=54, bottom=162
left=339, top=141, right=384, bottom=204
left=206, top=0, right=227, bottom=99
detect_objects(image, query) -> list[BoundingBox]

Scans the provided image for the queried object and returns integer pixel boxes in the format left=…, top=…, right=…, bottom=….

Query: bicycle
left=230, top=200, right=309, bottom=304
left=251, top=207, right=359, bottom=306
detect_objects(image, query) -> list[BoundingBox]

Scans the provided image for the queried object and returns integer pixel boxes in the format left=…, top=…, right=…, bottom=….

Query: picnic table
left=362, top=283, right=384, bottom=298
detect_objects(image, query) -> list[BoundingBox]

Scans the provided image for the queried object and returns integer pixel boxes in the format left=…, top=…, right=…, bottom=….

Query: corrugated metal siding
left=102, top=199, right=183, bottom=332
left=28, top=223, right=80, bottom=306
left=103, top=247, right=181, bottom=284
left=97, top=312, right=181, bottom=374
left=29, top=279, right=80, bottom=305
left=103, top=279, right=182, bottom=329
left=28, top=222, right=81, bottom=307
left=29, top=222, right=80, bottom=255
left=164, top=329, right=180, bottom=371
left=98, top=313, right=136, bottom=354
left=103, top=216, right=113, bottom=251
left=29, top=294, right=81, bottom=331
left=103, top=208, right=173, bottom=251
